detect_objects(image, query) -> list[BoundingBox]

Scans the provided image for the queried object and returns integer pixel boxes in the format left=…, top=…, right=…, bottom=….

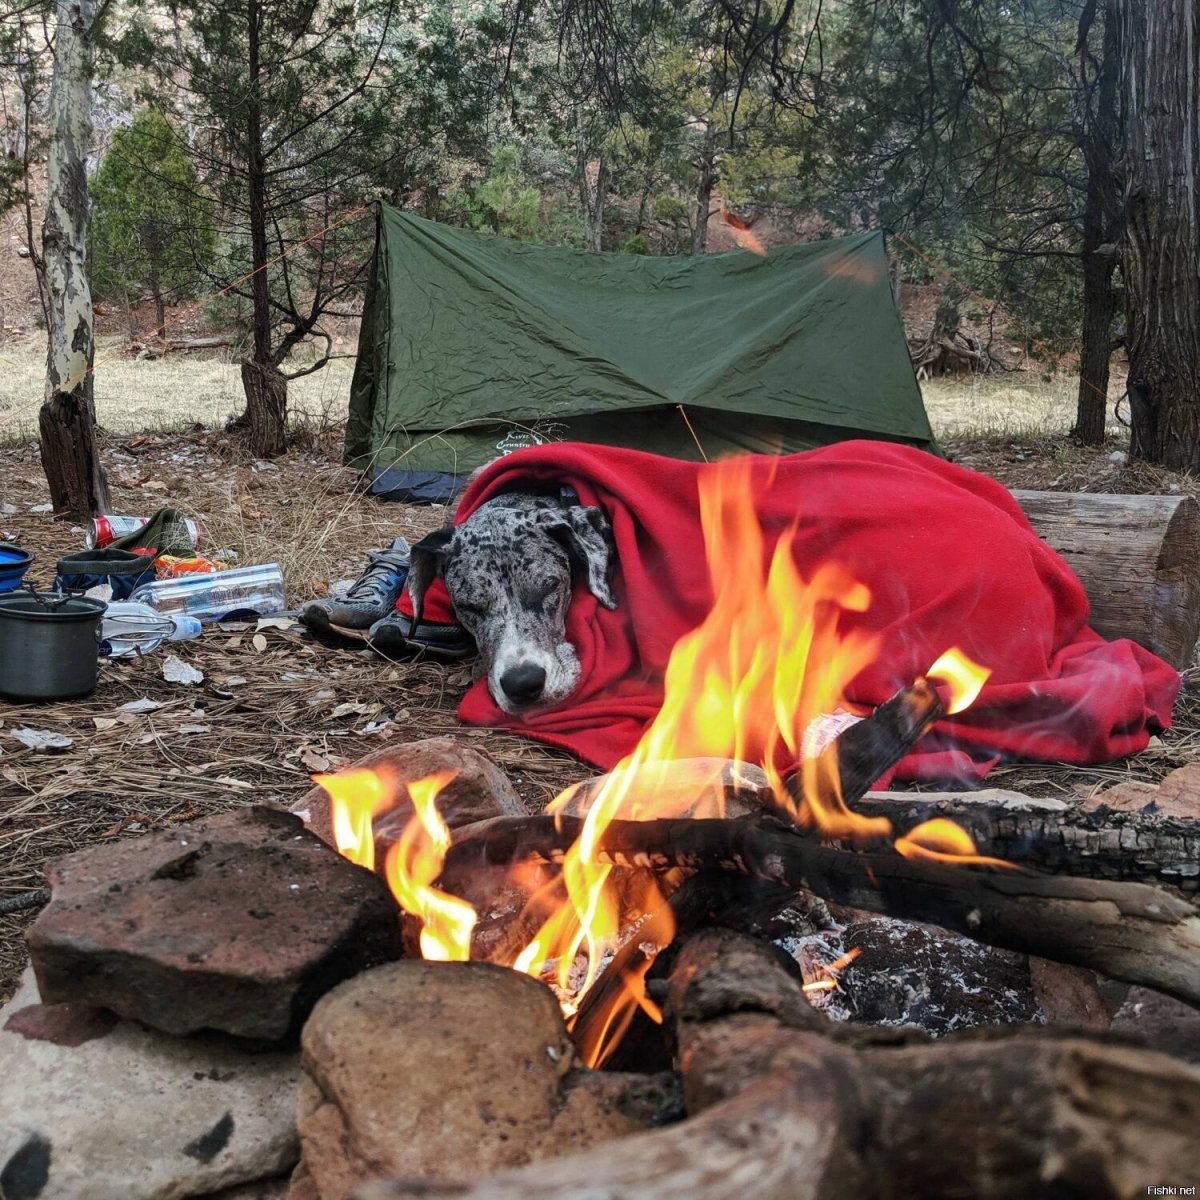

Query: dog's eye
left=536, top=583, right=561, bottom=610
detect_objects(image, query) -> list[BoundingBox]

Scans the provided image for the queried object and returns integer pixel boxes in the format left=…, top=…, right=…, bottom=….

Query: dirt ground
left=1, top=424, right=1198, bottom=1004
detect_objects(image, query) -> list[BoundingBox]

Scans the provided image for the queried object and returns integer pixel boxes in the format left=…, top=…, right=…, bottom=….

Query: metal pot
left=0, top=591, right=107, bottom=701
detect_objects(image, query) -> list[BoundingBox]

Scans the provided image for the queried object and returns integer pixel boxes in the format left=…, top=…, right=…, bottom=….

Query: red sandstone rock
left=1082, top=763, right=1200, bottom=817
left=289, top=961, right=679, bottom=1197
left=26, top=807, right=404, bottom=1041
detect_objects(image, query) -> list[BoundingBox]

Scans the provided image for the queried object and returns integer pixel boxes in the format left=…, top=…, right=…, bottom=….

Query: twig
left=0, top=888, right=50, bottom=916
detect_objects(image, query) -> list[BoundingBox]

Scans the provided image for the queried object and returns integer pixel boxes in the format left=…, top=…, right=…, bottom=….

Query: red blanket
left=408, top=441, right=1179, bottom=781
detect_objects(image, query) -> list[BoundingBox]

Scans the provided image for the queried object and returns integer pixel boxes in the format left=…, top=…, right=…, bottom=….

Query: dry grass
left=2, top=333, right=1116, bottom=447
left=0, top=334, right=355, bottom=443
left=920, top=368, right=1127, bottom=439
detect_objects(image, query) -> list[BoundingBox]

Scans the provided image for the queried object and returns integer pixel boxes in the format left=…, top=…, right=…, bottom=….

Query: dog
left=405, top=491, right=617, bottom=714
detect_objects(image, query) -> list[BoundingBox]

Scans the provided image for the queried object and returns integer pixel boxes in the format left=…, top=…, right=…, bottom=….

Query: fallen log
left=1013, top=488, right=1200, bottom=668
left=441, top=813, right=1200, bottom=1007
left=130, top=335, right=235, bottom=359
left=355, top=930, right=1200, bottom=1200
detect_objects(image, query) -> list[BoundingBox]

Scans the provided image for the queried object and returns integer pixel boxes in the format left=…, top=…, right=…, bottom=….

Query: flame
left=926, top=648, right=990, bottom=714
left=801, top=946, right=862, bottom=994
left=894, top=818, right=1014, bottom=869
left=317, top=769, right=476, bottom=960
left=315, top=767, right=395, bottom=872
left=508, top=458, right=900, bottom=1063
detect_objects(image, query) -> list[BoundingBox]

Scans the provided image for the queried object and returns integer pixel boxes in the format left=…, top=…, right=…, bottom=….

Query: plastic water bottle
left=99, top=601, right=203, bottom=658
left=129, top=563, right=287, bottom=624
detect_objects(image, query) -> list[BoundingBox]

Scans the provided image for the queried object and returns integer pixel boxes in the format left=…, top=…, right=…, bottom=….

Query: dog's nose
left=500, top=663, right=547, bottom=705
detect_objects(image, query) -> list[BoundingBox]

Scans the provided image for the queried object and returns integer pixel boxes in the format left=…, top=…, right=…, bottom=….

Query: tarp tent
left=346, top=204, right=936, bottom=502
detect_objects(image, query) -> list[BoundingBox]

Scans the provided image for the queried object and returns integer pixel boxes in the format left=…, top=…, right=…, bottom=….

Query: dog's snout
left=499, top=662, right=547, bottom=706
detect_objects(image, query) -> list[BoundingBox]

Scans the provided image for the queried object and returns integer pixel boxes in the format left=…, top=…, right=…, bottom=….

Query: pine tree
left=90, top=106, right=216, bottom=336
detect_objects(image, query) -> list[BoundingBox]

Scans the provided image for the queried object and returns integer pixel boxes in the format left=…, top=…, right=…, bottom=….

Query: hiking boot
left=367, top=610, right=476, bottom=661
left=300, top=537, right=411, bottom=632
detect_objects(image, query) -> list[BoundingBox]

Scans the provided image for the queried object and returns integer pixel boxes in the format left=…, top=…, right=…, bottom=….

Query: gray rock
left=26, top=806, right=404, bottom=1041
left=0, top=969, right=300, bottom=1200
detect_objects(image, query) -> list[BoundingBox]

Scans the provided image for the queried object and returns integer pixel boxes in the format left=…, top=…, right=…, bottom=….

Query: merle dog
left=405, top=492, right=618, bottom=713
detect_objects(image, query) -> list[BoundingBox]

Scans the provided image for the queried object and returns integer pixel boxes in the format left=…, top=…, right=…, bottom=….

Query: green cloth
left=110, top=507, right=196, bottom=557
left=346, top=204, right=936, bottom=476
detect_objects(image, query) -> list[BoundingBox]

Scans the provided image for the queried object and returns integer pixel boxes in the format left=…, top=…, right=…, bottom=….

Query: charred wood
left=442, top=813, right=1200, bottom=1008
left=855, top=788, right=1200, bottom=889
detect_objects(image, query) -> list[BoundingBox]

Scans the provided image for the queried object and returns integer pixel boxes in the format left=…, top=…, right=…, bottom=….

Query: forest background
left=0, top=0, right=1196, bottom=509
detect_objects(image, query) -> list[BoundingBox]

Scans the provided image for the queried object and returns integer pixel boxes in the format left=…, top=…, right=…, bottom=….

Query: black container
left=54, top=548, right=156, bottom=601
left=0, top=592, right=107, bottom=701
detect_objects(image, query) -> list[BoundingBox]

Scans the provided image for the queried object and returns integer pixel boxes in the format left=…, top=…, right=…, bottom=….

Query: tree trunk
left=1075, top=250, right=1116, bottom=444
left=241, top=0, right=287, bottom=458
left=241, top=360, right=288, bottom=457
left=575, top=109, right=609, bottom=253
left=1073, top=0, right=1121, bottom=446
left=39, top=0, right=109, bottom=519
left=1120, top=0, right=1200, bottom=468
left=691, top=127, right=716, bottom=256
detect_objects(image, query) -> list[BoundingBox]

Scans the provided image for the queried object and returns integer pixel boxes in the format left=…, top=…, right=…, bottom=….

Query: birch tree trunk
left=39, top=0, right=109, bottom=518
left=1120, top=0, right=1200, bottom=468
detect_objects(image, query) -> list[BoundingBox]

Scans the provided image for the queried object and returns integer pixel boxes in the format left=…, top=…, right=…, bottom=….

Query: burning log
left=355, top=930, right=1200, bottom=1200
left=1014, top=489, right=1200, bottom=669
left=826, top=677, right=942, bottom=806
left=854, top=787, right=1200, bottom=889
left=441, top=813, right=1200, bottom=1008
left=564, top=756, right=1200, bottom=890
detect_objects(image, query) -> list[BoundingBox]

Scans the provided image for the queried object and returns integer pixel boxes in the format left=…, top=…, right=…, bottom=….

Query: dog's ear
left=406, top=527, right=454, bottom=627
left=540, top=506, right=618, bottom=610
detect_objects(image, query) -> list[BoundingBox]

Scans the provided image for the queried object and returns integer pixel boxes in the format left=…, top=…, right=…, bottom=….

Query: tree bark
left=1120, top=0, right=1200, bottom=468
left=241, top=360, right=288, bottom=456
left=241, top=0, right=288, bottom=459
left=575, top=109, right=610, bottom=253
left=39, top=0, right=109, bottom=518
left=1073, top=0, right=1121, bottom=446
left=1075, top=248, right=1117, bottom=443
left=691, top=126, right=716, bottom=255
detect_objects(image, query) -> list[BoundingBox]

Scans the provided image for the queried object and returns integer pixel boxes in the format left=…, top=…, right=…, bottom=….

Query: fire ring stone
left=25, top=806, right=404, bottom=1041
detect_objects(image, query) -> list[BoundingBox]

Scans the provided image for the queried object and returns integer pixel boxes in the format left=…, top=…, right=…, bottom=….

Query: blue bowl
left=0, top=545, right=33, bottom=593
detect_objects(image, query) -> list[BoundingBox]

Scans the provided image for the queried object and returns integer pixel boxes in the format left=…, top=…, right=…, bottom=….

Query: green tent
left=347, top=204, right=935, bottom=502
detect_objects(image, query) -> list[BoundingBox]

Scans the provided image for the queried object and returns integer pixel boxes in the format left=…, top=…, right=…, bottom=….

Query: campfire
left=311, top=459, right=1027, bottom=1067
